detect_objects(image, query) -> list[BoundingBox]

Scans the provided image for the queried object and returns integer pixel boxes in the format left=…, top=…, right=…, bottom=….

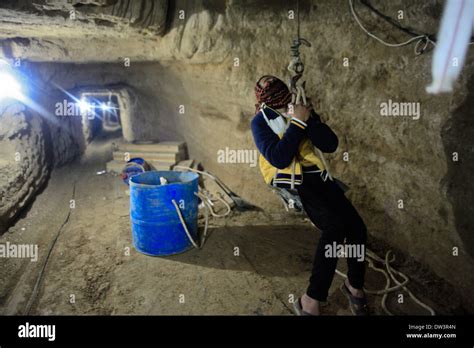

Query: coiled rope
left=335, top=248, right=436, bottom=315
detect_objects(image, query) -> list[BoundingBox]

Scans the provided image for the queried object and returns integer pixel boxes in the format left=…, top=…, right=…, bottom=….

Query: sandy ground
left=0, top=135, right=456, bottom=316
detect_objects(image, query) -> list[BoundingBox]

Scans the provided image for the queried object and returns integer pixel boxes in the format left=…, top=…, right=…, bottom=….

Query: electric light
left=100, top=103, right=111, bottom=111
left=0, top=71, right=22, bottom=100
left=77, top=100, right=92, bottom=113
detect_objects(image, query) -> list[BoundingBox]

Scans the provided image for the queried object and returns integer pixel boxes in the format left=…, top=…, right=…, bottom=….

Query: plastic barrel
left=130, top=171, right=199, bottom=256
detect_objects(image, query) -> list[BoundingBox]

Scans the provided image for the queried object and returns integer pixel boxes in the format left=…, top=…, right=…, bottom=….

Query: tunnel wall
left=0, top=102, right=49, bottom=233
left=0, top=66, right=84, bottom=233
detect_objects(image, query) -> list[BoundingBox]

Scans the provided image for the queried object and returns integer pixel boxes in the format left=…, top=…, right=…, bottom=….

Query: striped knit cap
left=255, top=75, right=292, bottom=112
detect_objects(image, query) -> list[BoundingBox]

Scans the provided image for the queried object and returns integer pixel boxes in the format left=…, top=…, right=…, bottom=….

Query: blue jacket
left=251, top=108, right=339, bottom=170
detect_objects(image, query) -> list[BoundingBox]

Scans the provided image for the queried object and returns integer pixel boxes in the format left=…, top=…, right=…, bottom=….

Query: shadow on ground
left=167, top=225, right=317, bottom=277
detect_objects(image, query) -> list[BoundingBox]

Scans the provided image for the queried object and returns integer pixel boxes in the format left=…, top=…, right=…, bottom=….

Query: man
left=250, top=75, right=368, bottom=315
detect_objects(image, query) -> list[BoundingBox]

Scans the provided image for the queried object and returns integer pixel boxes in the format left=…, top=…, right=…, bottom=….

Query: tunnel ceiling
left=0, top=0, right=170, bottom=62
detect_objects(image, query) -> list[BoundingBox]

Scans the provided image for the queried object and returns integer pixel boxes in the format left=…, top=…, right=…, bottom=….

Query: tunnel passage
left=79, top=88, right=132, bottom=143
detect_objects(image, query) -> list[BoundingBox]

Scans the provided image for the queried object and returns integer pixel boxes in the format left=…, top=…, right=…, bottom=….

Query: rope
left=171, top=167, right=234, bottom=249
left=196, top=190, right=232, bottom=218
left=173, top=165, right=219, bottom=182
left=334, top=247, right=436, bottom=315
left=349, top=0, right=437, bottom=55
left=171, top=192, right=210, bottom=250
left=172, top=198, right=200, bottom=249
left=173, top=165, right=238, bottom=213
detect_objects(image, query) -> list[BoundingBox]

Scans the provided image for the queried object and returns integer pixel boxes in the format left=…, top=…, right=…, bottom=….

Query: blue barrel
left=130, top=171, right=199, bottom=256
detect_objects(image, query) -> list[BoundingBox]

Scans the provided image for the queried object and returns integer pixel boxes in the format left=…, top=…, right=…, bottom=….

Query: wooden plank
left=158, top=141, right=186, bottom=152
left=107, top=160, right=173, bottom=173
left=117, top=141, right=185, bottom=153
left=148, top=161, right=173, bottom=171
left=113, top=151, right=177, bottom=163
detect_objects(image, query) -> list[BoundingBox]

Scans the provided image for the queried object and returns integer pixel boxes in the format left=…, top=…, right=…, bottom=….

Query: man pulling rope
left=251, top=75, right=369, bottom=315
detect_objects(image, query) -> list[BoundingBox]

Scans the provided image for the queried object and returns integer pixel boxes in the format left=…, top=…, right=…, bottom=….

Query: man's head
left=255, top=75, right=292, bottom=111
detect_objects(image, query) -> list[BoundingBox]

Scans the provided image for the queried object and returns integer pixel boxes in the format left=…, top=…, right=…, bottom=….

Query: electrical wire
left=25, top=181, right=77, bottom=315
left=360, top=0, right=429, bottom=39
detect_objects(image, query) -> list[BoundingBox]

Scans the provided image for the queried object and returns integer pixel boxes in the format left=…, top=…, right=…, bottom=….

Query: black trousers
left=297, top=172, right=367, bottom=302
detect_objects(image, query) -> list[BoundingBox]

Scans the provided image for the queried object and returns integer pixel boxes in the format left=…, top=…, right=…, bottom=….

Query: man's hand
left=290, top=103, right=312, bottom=123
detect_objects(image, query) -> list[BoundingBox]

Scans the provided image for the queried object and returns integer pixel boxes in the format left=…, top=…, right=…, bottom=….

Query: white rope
left=348, top=0, right=436, bottom=54
left=172, top=199, right=200, bottom=249
left=196, top=190, right=232, bottom=218
left=173, top=165, right=218, bottom=182
left=173, top=166, right=234, bottom=217
left=170, top=167, right=233, bottom=249
left=335, top=247, right=436, bottom=315
left=198, top=193, right=210, bottom=248
left=292, top=86, right=307, bottom=105
left=172, top=193, right=210, bottom=250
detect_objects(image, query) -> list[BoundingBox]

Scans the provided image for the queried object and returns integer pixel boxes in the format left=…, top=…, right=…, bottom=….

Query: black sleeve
left=251, top=114, right=307, bottom=170
left=306, top=110, right=339, bottom=153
